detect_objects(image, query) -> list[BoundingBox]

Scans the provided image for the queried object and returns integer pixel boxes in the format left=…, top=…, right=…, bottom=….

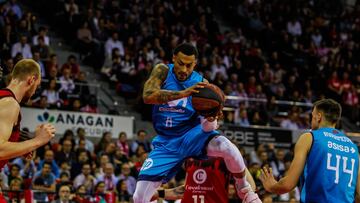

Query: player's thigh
left=180, top=125, right=219, bottom=157
left=138, top=147, right=183, bottom=182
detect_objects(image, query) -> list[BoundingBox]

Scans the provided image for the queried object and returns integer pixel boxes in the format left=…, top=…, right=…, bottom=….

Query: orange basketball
left=191, top=83, right=225, bottom=116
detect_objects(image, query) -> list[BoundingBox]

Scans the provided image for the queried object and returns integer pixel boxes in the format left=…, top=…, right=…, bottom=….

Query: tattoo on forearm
left=143, top=64, right=184, bottom=103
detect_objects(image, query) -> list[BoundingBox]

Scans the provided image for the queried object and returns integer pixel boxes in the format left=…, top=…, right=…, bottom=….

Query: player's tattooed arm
left=143, top=63, right=205, bottom=104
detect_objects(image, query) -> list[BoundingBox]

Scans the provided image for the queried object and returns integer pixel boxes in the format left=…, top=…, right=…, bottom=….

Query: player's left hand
left=259, top=166, right=277, bottom=193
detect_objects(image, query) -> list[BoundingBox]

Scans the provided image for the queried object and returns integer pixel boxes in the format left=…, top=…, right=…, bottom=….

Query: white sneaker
left=237, top=184, right=262, bottom=203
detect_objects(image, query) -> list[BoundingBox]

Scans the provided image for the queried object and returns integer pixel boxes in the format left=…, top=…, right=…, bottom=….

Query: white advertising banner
left=21, top=107, right=135, bottom=138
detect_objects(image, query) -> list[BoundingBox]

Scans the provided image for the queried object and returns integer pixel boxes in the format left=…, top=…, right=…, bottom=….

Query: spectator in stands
left=7, top=178, right=23, bottom=202
left=105, top=32, right=124, bottom=59
left=64, top=0, right=79, bottom=15
left=96, top=163, right=118, bottom=192
left=211, top=56, right=228, bottom=81
left=55, top=139, right=76, bottom=166
left=236, top=109, right=250, bottom=127
left=116, top=179, right=131, bottom=202
left=32, top=36, right=51, bottom=60
left=46, top=54, right=59, bottom=74
left=61, top=55, right=80, bottom=76
left=7, top=164, right=22, bottom=187
left=116, top=132, right=130, bottom=158
left=342, top=85, right=359, bottom=122
left=73, top=163, right=95, bottom=194
left=72, top=185, right=90, bottom=203
left=69, top=98, right=81, bottom=112
left=270, top=149, right=286, bottom=179
left=38, top=149, right=60, bottom=178
left=59, top=67, right=75, bottom=96
left=32, top=51, right=46, bottom=78
left=251, top=111, right=267, bottom=126
left=76, top=21, right=95, bottom=58
left=0, top=57, right=14, bottom=77
left=32, top=162, right=56, bottom=201
left=93, top=181, right=106, bottom=202
left=71, top=150, right=91, bottom=179
left=74, top=71, right=90, bottom=103
left=32, top=26, right=50, bottom=46
left=0, top=24, right=17, bottom=55
left=327, top=70, right=342, bottom=101
left=11, top=156, right=36, bottom=181
left=75, top=128, right=94, bottom=153
left=80, top=94, right=98, bottom=113
left=118, top=163, right=136, bottom=195
left=130, top=130, right=152, bottom=154
left=11, top=35, right=32, bottom=58
left=95, top=131, right=112, bottom=156
left=75, top=128, right=94, bottom=154
left=280, top=111, right=300, bottom=130
left=95, top=154, right=110, bottom=178
left=53, top=184, right=75, bottom=203
left=42, top=78, right=62, bottom=109
left=58, top=162, right=71, bottom=178
left=16, top=19, right=31, bottom=39
left=47, top=65, right=59, bottom=81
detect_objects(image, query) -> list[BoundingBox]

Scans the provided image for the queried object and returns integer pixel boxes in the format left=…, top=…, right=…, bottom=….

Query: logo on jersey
left=141, top=158, right=153, bottom=171
left=193, top=169, right=207, bottom=184
left=168, top=98, right=187, bottom=108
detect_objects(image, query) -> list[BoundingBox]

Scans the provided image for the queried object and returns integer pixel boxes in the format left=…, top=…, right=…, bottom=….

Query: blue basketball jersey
left=152, top=64, right=204, bottom=137
left=301, top=127, right=359, bottom=203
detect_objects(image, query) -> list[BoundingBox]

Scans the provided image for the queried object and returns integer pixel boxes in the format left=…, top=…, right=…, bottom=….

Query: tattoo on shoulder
left=143, top=64, right=169, bottom=99
left=151, top=64, right=169, bottom=80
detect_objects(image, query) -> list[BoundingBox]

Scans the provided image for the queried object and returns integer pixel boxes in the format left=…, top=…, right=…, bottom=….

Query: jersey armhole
left=307, top=132, right=314, bottom=156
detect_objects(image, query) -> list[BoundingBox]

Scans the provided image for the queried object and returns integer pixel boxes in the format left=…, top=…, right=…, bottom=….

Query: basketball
left=192, top=83, right=225, bottom=116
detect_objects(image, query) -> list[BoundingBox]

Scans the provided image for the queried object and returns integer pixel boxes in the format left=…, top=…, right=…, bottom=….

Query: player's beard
left=22, top=84, right=37, bottom=103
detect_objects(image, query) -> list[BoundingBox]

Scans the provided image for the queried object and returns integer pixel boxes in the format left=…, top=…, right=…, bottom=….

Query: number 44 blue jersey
left=301, top=127, right=359, bottom=203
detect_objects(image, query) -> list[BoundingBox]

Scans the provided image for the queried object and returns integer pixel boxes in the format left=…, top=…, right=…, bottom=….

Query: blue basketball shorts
left=137, top=124, right=219, bottom=183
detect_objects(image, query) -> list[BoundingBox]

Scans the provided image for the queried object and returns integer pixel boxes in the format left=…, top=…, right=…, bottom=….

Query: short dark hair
left=173, top=43, right=198, bottom=58
left=137, top=129, right=146, bottom=136
left=313, top=99, right=342, bottom=124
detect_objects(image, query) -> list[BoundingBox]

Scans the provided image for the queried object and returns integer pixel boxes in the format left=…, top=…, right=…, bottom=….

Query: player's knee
left=210, top=136, right=237, bottom=157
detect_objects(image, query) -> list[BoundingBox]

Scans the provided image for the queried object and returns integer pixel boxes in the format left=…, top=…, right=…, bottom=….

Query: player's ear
left=317, top=112, right=323, bottom=123
left=27, top=76, right=35, bottom=86
left=172, top=55, right=176, bottom=63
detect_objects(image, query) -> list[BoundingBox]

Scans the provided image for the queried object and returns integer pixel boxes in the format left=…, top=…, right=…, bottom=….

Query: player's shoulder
left=154, top=63, right=170, bottom=72
left=0, top=97, right=20, bottom=113
left=150, top=63, right=170, bottom=79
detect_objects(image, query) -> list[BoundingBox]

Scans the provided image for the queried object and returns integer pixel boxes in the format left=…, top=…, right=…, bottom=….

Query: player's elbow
left=143, top=90, right=155, bottom=104
left=143, top=95, right=153, bottom=104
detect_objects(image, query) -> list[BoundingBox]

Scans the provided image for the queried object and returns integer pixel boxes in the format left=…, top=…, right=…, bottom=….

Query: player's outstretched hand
left=259, top=166, right=277, bottom=193
left=182, top=82, right=207, bottom=97
left=35, top=124, right=56, bottom=144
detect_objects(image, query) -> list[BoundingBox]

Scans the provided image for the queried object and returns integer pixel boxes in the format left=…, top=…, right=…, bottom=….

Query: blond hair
left=11, top=59, right=40, bottom=81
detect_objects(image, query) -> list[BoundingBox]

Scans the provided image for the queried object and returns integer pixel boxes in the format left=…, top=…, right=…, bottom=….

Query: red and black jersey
left=182, top=158, right=231, bottom=203
left=0, top=88, right=21, bottom=169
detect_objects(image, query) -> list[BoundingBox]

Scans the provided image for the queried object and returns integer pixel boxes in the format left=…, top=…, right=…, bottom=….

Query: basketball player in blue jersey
left=260, top=99, right=360, bottom=203
left=133, top=43, right=261, bottom=203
